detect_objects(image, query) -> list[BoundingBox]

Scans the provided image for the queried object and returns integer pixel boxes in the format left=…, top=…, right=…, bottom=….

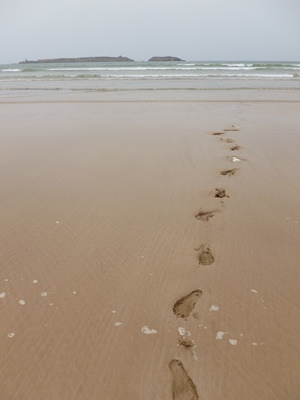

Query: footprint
left=198, top=245, right=214, bottom=265
left=220, top=168, right=238, bottom=177
left=224, top=126, right=240, bottom=132
left=173, top=290, right=202, bottom=319
left=195, top=210, right=217, bottom=221
left=169, top=360, right=199, bottom=400
left=225, top=138, right=235, bottom=143
left=177, top=338, right=195, bottom=348
left=212, top=132, right=224, bottom=136
left=215, top=188, right=227, bottom=198
left=230, top=145, right=240, bottom=151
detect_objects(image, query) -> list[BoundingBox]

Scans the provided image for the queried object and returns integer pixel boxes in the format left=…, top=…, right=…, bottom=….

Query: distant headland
left=19, top=56, right=134, bottom=64
left=19, top=55, right=184, bottom=64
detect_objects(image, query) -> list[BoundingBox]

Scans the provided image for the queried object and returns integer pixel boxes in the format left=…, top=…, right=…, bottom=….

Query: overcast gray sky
left=1, top=0, right=299, bottom=63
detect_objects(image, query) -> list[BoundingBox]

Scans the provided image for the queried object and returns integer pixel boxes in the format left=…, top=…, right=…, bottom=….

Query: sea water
left=1, top=61, right=300, bottom=93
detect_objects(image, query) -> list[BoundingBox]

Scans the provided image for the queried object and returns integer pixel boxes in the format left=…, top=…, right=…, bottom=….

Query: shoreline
left=1, top=88, right=300, bottom=104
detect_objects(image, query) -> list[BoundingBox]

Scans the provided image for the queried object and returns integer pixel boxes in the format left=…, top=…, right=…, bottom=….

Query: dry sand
left=1, top=90, right=300, bottom=399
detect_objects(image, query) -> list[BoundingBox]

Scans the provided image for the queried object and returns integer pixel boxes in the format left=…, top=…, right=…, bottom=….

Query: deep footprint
left=169, top=360, right=199, bottom=400
left=173, top=289, right=202, bottom=319
left=198, top=246, right=214, bottom=265
left=220, top=168, right=238, bottom=177
left=230, top=145, right=241, bottom=151
left=212, top=132, right=224, bottom=136
left=195, top=210, right=217, bottom=221
left=215, top=188, right=227, bottom=198
left=177, top=339, right=194, bottom=348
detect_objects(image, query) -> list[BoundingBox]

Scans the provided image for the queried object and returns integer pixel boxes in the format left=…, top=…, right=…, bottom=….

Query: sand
left=1, top=89, right=300, bottom=399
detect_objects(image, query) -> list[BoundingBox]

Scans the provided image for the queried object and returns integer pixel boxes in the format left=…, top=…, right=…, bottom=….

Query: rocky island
left=148, top=56, right=183, bottom=62
left=19, top=56, right=134, bottom=64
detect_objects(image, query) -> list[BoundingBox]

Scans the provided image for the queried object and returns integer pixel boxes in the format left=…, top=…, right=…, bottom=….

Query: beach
left=1, top=84, right=300, bottom=399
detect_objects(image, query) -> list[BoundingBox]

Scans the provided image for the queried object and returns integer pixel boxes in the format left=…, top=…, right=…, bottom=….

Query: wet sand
left=1, top=90, right=300, bottom=399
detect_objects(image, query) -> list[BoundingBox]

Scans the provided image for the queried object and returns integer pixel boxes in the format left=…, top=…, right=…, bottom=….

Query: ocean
left=1, top=61, right=300, bottom=93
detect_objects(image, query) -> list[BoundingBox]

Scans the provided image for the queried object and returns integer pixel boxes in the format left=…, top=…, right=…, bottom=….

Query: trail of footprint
left=169, top=359, right=199, bottom=400
left=195, top=210, right=217, bottom=221
left=198, top=245, right=214, bottom=265
left=168, top=122, right=242, bottom=396
left=173, top=290, right=202, bottom=320
left=220, top=168, right=238, bottom=177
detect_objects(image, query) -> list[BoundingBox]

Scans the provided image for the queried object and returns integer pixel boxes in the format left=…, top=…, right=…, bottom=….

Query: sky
left=1, top=0, right=299, bottom=64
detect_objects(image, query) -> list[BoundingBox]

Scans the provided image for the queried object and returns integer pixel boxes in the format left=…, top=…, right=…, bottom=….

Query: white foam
left=209, top=305, right=219, bottom=311
left=0, top=292, right=6, bottom=299
left=7, top=333, right=15, bottom=338
left=222, top=63, right=252, bottom=67
left=73, top=291, right=77, bottom=294
left=41, top=292, right=48, bottom=297
left=114, top=322, right=123, bottom=327
left=232, top=157, right=241, bottom=163
left=141, top=326, right=158, bottom=335
left=216, top=331, right=226, bottom=340
left=229, top=339, right=238, bottom=345
left=251, top=289, right=258, bottom=294
left=252, top=342, right=258, bottom=346
left=33, top=280, right=38, bottom=283
left=19, top=300, right=26, bottom=305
